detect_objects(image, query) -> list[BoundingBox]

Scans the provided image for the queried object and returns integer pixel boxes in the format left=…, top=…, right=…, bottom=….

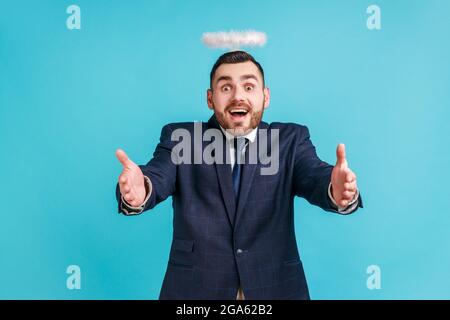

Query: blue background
left=1, top=0, right=449, bottom=299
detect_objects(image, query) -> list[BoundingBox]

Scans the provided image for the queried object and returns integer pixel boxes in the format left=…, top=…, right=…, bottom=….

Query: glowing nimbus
left=202, top=30, right=267, bottom=50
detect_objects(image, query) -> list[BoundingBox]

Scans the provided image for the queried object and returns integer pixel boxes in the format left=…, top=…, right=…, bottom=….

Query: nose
left=231, top=85, right=246, bottom=103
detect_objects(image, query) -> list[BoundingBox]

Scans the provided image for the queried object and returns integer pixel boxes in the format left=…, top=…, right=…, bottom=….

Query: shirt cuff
left=328, top=182, right=359, bottom=214
left=120, top=175, right=152, bottom=215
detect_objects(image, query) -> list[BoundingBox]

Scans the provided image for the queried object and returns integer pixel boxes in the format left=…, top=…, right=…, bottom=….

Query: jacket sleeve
left=292, top=125, right=362, bottom=214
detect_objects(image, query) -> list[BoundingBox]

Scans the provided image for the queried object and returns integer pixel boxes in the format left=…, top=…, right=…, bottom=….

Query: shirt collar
left=219, top=125, right=258, bottom=143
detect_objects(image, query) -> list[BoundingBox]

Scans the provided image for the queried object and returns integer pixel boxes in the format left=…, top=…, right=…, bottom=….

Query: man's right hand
left=116, top=149, right=147, bottom=207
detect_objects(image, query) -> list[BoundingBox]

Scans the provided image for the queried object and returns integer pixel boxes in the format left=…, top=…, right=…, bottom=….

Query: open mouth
left=228, top=108, right=249, bottom=120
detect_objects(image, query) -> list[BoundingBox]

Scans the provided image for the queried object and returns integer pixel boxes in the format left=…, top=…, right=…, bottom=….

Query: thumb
left=116, top=149, right=131, bottom=167
left=336, top=143, right=347, bottom=167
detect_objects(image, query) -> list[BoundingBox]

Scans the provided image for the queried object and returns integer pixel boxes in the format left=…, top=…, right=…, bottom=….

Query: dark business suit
left=116, top=115, right=363, bottom=300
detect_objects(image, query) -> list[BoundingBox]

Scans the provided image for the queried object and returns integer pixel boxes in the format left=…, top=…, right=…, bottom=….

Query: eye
left=245, top=84, right=254, bottom=91
left=221, top=85, right=231, bottom=92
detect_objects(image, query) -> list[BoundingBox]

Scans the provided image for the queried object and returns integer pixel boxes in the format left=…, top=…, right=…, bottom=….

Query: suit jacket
left=116, top=115, right=363, bottom=300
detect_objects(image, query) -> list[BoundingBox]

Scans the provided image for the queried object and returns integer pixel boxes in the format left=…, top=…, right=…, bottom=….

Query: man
left=115, top=51, right=362, bottom=300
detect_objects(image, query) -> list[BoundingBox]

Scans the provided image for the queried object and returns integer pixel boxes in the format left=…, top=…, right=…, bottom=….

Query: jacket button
left=236, top=249, right=243, bottom=255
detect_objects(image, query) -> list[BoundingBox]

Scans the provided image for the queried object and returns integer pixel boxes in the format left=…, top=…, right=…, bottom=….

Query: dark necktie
left=232, top=137, right=248, bottom=200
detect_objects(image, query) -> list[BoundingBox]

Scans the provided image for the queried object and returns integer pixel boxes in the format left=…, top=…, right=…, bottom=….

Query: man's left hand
left=331, top=143, right=358, bottom=208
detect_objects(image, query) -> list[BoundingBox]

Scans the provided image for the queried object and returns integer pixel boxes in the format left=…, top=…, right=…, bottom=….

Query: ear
left=263, top=87, right=270, bottom=109
left=207, top=89, right=214, bottom=110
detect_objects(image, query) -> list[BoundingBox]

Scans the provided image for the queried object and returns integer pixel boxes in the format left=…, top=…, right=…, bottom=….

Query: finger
left=126, top=194, right=141, bottom=207
left=129, top=200, right=138, bottom=207
left=131, top=198, right=143, bottom=207
left=336, top=143, right=346, bottom=167
left=123, top=185, right=131, bottom=193
left=119, top=174, right=128, bottom=185
left=339, top=199, right=349, bottom=207
left=345, top=170, right=356, bottom=183
left=344, top=182, right=357, bottom=192
left=342, top=190, right=355, bottom=200
left=116, top=149, right=130, bottom=167
left=124, top=193, right=135, bottom=203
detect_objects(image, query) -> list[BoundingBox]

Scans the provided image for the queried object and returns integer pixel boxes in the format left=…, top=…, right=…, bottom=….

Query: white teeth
left=230, top=109, right=248, bottom=114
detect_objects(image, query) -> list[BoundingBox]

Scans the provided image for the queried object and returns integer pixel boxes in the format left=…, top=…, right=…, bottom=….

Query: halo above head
left=202, top=30, right=267, bottom=50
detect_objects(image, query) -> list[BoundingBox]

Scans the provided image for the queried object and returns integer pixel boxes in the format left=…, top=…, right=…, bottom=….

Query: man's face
left=207, top=61, right=270, bottom=136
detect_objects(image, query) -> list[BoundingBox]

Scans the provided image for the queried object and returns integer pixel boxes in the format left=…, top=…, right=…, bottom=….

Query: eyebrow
left=215, top=74, right=259, bottom=86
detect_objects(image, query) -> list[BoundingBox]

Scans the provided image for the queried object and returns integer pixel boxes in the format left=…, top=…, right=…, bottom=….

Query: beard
left=213, top=101, right=265, bottom=136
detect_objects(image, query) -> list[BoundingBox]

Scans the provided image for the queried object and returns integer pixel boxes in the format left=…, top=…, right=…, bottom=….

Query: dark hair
left=209, top=51, right=265, bottom=89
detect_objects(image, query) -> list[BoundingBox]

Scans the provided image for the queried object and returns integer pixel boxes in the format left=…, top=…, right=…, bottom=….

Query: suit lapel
left=214, top=163, right=237, bottom=227
left=234, top=121, right=268, bottom=229
left=234, top=159, right=258, bottom=229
